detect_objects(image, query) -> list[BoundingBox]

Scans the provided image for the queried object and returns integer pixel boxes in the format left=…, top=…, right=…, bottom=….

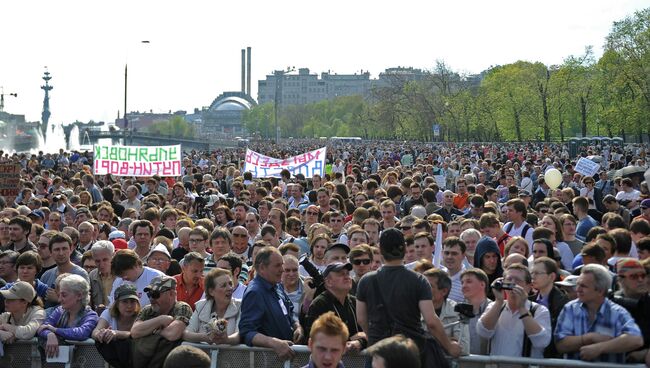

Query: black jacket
left=529, top=286, right=569, bottom=358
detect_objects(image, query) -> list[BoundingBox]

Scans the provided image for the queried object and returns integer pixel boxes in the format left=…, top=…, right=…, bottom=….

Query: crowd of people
left=0, top=139, right=648, bottom=368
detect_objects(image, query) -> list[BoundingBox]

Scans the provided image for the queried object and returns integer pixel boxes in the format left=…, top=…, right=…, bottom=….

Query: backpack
left=505, top=222, right=531, bottom=240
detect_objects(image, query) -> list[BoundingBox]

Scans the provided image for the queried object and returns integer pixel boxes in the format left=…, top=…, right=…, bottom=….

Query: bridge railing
left=1, top=339, right=645, bottom=368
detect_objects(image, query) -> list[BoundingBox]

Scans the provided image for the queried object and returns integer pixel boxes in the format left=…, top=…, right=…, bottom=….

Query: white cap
left=108, top=230, right=126, bottom=241
left=145, top=243, right=171, bottom=260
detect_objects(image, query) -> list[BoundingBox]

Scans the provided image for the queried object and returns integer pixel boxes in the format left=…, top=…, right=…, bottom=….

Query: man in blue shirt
left=239, top=246, right=303, bottom=360
left=555, top=264, right=643, bottom=363
left=573, top=197, right=598, bottom=241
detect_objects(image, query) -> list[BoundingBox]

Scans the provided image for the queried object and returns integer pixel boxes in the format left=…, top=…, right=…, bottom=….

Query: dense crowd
left=0, top=139, right=648, bottom=368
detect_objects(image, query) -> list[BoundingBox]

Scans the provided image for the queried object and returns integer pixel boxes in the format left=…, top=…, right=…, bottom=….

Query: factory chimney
left=246, top=46, right=252, bottom=97
left=241, top=49, right=246, bottom=93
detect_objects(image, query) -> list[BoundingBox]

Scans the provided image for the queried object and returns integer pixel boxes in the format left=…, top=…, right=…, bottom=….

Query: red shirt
left=174, top=274, right=204, bottom=311
left=496, top=233, right=511, bottom=257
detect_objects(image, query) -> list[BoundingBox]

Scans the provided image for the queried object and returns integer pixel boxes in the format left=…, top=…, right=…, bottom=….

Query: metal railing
left=0, top=339, right=645, bottom=368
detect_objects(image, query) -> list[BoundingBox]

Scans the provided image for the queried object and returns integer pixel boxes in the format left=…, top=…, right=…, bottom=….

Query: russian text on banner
left=575, top=157, right=601, bottom=177
left=0, top=163, right=21, bottom=203
left=244, top=147, right=327, bottom=178
left=94, top=144, right=182, bottom=177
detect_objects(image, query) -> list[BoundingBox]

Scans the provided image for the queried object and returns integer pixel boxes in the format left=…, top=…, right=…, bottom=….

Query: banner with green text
left=93, top=144, right=181, bottom=177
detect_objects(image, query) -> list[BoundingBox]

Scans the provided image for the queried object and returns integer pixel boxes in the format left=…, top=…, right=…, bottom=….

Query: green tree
left=147, top=116, right=195, bottom=138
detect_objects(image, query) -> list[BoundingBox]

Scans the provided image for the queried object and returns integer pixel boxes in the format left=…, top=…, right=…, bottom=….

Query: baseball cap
left=0, top=281, right=36, bottom=302
left=146, top=243, right=171, bottom=260
left=555, top=275, right=579, bottom=288
left=325, top=242, right=350, bottom=255
left=108, top=230, right=126, bottom=241
left=322, top=262, right=353, bottom=278
left=616, top=258, right=644, bottom=275
left=518, top=190, right=532, bottom=197
left=113, top=284, right=139, bottom=302
left=641, top=198, right=650, bottom=209
left=28, top=209, right=45, bottom=220
left=143, top=275, right=177, bottom=294
left=205, top=194, right=222, bottom=207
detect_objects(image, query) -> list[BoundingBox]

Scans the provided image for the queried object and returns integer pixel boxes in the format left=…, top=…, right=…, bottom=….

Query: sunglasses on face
left=352, top=259, right=371, bottom=265
left=147, top=290, right=162, bottom=300
left=233, top=233, right=248, bottom=238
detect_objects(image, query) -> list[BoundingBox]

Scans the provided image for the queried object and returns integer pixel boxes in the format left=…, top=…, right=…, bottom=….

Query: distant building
left=257, top=68, right=372, bottom=105
left=196, top=92, right=256, bottom=138
left=115, top=111, right=186, bottom=131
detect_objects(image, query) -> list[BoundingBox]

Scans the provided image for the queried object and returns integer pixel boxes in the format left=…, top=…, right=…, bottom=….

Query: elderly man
left=555, top=264, right=643, bottom=363
left=88, top=240, right=115, bottom=313
left=130, top=275, right=193, bottom=368
left=239, top=246, right=303, bottom=360
left=477, top=264, right=552, bottom=358
left=304, top=262, right=367, bottom=352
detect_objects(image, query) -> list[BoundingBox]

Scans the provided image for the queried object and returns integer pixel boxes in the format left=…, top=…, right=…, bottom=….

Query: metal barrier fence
left=0, top=339, right=645, bottom=368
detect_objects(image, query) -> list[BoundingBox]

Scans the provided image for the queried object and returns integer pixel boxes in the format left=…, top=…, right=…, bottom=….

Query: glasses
left=399, top=226, right=412, bottom=231
left=351, top=259, right=371, bottom=266
left=146, top=290, right=162, bottom=300
left=233, top=233, right=248, bottom=238
left=618, top=273, right=646, bottom=281
left=189, top=238, right=205, bottom=243
left=330, top=219, right=342, bottom=223
left=530, top=271, right=548, bottom=277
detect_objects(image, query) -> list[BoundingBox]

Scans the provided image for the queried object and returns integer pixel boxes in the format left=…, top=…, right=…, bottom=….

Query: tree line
left=243, top=8, right=650, bottom=142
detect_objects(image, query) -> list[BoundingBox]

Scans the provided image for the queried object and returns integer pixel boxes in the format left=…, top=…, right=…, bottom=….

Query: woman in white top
left=0, top=281, right=45, bottom=342
left=184, top=268, right=241, bottom=344
left=92, top=284, right=140, bottom=368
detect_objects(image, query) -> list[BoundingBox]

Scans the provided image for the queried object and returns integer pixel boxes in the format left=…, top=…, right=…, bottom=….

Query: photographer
left=477, top=264, right=551, bottom=358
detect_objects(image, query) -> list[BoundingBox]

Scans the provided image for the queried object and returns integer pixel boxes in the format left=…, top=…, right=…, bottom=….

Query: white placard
left=244, top=147, right=327, bottom=178
left=575, top=157, right=601, bottom=177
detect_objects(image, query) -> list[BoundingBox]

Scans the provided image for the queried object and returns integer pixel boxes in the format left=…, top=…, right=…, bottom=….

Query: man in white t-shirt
left=503, top=199, right=534, bottom=250
left=615, top=178, right=641, bottom=213
left=108, top=249, right=164, bottom=307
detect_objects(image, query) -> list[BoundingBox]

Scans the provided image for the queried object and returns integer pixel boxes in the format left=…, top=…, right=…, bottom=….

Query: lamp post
left=124, top=40, right=150, bottom=145
left=273, top=67, right=295, bottom=144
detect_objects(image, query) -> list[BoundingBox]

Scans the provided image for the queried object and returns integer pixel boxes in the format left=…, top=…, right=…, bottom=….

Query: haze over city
left=1, top=0, right=647, bottom=125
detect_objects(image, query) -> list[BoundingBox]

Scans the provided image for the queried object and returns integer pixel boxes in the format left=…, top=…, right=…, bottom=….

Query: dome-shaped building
left=197, top=92, right=256, bottom=138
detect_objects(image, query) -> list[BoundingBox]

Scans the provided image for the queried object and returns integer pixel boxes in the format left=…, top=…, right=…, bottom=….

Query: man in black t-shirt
left=356, top=228, right=461, bottom=360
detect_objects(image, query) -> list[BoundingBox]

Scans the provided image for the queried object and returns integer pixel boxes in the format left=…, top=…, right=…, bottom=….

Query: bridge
left=79, top=130, right=238, bottom=150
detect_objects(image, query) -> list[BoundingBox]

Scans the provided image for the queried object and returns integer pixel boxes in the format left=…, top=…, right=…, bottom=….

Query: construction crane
left=0, top=87, right=18, bottom=112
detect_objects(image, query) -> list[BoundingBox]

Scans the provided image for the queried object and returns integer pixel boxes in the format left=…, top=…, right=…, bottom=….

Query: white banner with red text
left=93, top=144, right=182, bottom=177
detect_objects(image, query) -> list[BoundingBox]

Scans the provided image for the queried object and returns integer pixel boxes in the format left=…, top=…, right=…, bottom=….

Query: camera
left=454, top=302, right=475, bottom=321
left=299, top=255, right=325, bottom=298
left=53, top=195, right=61, bottom=201
left=492, top=280, right=516, bottom=291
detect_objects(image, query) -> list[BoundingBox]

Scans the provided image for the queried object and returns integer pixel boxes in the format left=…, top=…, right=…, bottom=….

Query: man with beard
left=7, top=216, right=37, bottom=254
left=130, top=275, right=192, bottom=368
left=226, top=202, right=248, bottom=229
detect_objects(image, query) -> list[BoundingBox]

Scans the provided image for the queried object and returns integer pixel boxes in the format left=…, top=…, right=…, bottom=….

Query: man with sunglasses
left=348, top=245, right=373, bottom=296
left=131, top=275, right=193, bottom=368
left=611, top=258, right=650, bottom=363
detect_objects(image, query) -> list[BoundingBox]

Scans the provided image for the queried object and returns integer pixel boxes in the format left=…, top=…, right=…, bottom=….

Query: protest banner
left=244, top=147, right=327, bottom=178
left=575, top=157, right=601, bottom=177
left=94, top=144, right=181, bottom=177
left=0, top=163, right=21, bottom=203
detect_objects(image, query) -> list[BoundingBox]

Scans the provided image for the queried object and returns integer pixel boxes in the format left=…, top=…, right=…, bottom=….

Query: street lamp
left=273, top=67, right=295, bottom=144
left=124, top=40, right=150, bottom=145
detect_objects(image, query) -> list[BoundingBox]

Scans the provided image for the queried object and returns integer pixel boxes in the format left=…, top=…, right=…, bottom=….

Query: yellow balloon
left=545, top=168, right=562, bottom=190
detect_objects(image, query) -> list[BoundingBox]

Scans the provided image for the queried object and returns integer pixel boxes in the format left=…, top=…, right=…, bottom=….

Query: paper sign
left=0, top=163, right=21, bottom=203
left=93, top=145, right=181, bottom=177
left=244, top=147, right=327, bottom=178
left=575, top=157, right=601, bottom=177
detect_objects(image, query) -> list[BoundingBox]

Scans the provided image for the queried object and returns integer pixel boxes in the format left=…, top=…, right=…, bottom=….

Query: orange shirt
left=453, top=192, right=469, bottom=211
left=174, top=274, right=204, bottom=311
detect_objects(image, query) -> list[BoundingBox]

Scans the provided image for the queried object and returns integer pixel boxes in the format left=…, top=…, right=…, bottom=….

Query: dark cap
left=326, top=242, right=350, bottom=255
left=114, top=284, right=139, bottom=302
left=28, top=209, right=45, bottom=219
left=322, top=262, right=353, bottom=278
left=641, top=198, right=650, bottom=209
left=143, top=275, right=176, bottom=293
left=518, top=190, right=531, bottom=198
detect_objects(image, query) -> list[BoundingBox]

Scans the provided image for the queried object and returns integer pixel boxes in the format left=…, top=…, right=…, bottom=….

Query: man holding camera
left=477, top=264, right=551, bottom=358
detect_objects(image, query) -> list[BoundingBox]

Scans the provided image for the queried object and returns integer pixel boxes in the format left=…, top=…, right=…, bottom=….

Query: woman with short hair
left=37, top=274, right=98, bottom=359
left=183, top=268, right=241, bottom=345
